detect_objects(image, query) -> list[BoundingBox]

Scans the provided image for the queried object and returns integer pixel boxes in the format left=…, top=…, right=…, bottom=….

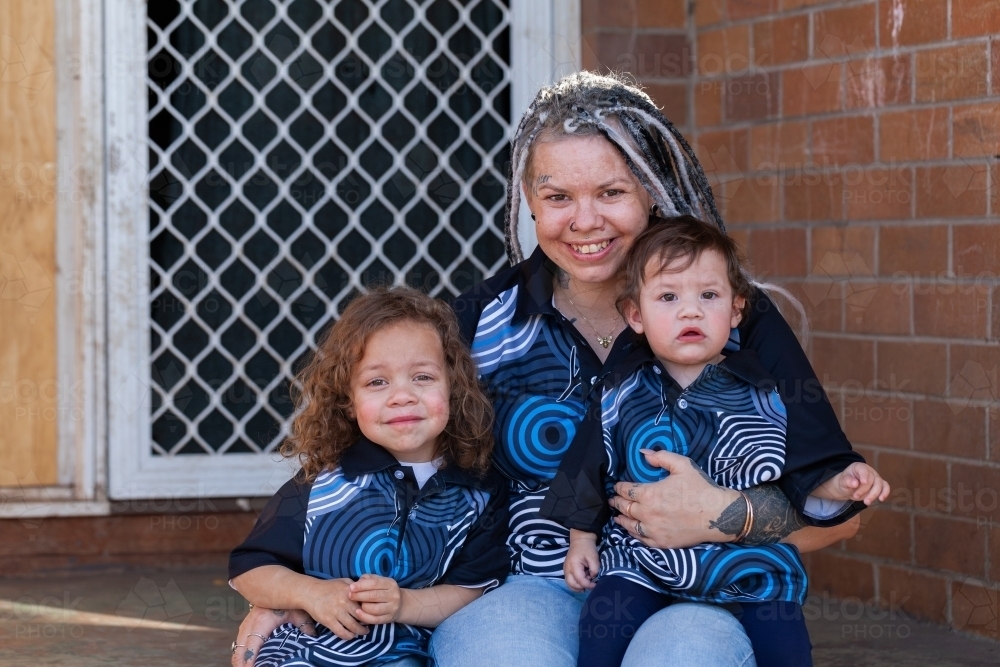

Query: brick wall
left=584, top=0, right=999, bottom=641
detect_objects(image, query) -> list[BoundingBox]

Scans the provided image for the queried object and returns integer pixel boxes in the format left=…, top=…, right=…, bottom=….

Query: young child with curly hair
left=229, top=286, right=509, bottom=667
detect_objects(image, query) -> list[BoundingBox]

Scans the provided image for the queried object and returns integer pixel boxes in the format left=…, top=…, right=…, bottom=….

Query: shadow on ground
left=0, top=568, right=996, bottom=666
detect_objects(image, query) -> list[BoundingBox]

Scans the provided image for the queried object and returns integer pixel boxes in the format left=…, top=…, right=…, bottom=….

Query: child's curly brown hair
left=280, top=286, right=494, bottom=482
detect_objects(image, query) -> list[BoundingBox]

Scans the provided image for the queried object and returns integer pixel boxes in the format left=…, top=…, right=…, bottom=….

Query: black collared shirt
left=229, top=435, right=509, bottom=591
left=452, top=246, right=864, bottom=579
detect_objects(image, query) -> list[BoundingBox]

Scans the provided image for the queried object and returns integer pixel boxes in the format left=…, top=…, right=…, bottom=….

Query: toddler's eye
left=701, top=291, right=718, bottom=300
left=659, top=293, right=677, bottom=302
left=366, top=378, right=387, bottom=387
left=414, top=373, right=435, bottom=382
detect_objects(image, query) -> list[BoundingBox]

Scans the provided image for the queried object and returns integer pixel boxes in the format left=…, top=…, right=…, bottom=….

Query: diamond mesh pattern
left=147, top=0, right=511, bottom=456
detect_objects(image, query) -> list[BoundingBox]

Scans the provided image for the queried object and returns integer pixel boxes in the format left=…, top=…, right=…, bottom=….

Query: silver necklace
left=566, top=295, right=618, bottom=349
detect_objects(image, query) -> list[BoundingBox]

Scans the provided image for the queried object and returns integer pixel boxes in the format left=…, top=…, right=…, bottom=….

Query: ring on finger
left=623, top=500, right=635, bottom=519
left=246, top=632, right=268, bottom=642
left=636, top=520, right=646, bottom=538
left=231, top=642, right=246, bottom=654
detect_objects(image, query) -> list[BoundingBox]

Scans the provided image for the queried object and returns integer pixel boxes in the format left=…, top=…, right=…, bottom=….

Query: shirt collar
left=512, top=245, right=561, bottom=322
left=340, top=435, right=494, bottom=491
left=606, top=345, right=776, bottom=391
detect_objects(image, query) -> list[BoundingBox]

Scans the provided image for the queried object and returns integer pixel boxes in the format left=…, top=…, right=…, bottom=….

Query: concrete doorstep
left=0, top=568, right=996, bottom=666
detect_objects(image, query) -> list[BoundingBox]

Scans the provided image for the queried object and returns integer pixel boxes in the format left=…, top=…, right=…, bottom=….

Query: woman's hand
left=349, top=574, right=402, bottom=625
left=609, top=450, right=740, bottom=549
left=306, top=578, right=370, bottom=640
left=230, top=607, right=316, bottom=667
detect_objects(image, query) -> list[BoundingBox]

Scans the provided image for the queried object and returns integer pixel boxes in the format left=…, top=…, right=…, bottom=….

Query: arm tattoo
left=740, top=484, right=806, bottom=545
left=273, top=609, right=287, bottom=617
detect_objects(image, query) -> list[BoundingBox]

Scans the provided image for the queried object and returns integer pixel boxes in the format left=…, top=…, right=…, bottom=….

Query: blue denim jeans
left=429, top=574, right=756, bottom=667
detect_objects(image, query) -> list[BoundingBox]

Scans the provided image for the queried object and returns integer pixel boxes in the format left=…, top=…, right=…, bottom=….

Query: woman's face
left=523, top=134, right=653, bottom=287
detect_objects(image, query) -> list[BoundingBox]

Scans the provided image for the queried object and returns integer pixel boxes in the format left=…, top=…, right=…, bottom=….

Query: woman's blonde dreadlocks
left=504, top=71, right=724, bottom=264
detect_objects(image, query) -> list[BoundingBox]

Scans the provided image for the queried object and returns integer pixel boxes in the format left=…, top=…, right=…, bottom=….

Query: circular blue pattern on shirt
left=353, top=528, right=410, bottom=580
left=626, top=419, right=687, bottom=483
left=504, top=396, right=582, bottom=479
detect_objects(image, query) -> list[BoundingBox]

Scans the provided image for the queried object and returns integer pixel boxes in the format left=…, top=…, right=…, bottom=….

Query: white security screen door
left=106, top=0, right=577, bottom=499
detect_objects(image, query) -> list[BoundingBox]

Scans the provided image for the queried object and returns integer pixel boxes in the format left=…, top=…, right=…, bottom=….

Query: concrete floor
left=0, top=567, right=997, bottom=666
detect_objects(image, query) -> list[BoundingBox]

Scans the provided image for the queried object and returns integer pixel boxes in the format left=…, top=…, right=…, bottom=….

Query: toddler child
left=229, top=287, right=509, bottom=667
left=542, top=216, right=889, bottom=667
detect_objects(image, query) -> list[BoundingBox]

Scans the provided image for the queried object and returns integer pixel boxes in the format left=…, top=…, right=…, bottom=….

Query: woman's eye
left=547, top=194, right=567, bottom=202
left=602, top=189, right=622, bottom=197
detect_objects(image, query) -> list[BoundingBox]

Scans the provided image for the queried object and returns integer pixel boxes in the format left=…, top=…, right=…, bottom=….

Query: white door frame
left=100, top=0, right=581, bottom=501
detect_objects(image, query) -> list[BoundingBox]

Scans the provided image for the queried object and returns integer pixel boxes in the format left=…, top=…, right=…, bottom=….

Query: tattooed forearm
left=709, top=497, right=747, bottom=537
left=710, top=483, right=806, bottom=545
left=740, top=484, right=807, bottom=545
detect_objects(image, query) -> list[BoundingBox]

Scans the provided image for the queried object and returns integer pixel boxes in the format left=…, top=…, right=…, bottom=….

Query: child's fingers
left=864, top=478, right=889, bottom=505
left=349, top=588, right=391, bottom=603
left=354, top=607, right=393, bottom=625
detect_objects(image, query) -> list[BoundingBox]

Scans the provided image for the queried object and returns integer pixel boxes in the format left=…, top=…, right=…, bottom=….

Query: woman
left=231, top=72, right=864, bottom=667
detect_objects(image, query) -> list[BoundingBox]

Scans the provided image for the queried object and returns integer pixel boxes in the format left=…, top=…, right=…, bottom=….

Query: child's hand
left=306, top=578, right=368, bottom=640
left=564, top=529, right=600, bottom=592
left=815, top=463, right=891, bottom=505
left=349, top=574, right=402, bottom=625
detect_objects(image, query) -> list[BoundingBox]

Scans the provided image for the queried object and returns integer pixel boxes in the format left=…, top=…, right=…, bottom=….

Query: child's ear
left=624, top=299, right=645, bottom=334
left=731, top=296, right=746, bottom=328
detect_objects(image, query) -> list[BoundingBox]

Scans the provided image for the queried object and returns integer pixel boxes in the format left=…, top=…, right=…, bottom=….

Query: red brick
left=782, top=64, right=842, bottom=118
left=724, top=72, right=779, bottom=123
left=915, top=43, right=989, bottom=102
left=879, top=108, right=949, bottom=162
left=914, top=288, right=988, bottom=339
left=813, top=3, right=877, bottom=58
left=643, top=82, right=688, bottom=127
left=693, top=128, right=750, bottom=176
left=913, top=515, right=987, bottom=577
left=698, top=26, right=751, bottom=77
left=720, top=175, right=779, bottom=224
left=994, top=39, right=1000, bottom=96
left=878, top=565, right=949, bottom=625
left=842, top=166, right=912, bottom=221
left=949, top=344, right=1000, bottom=406
left=878, top=450, right=949, bottom=513
left=812, top=225, right=874, bottom=272
left=811, top=336, right=875, bottom=387
left=846, top=507, right=911, bottom=559
left=953, top=103, right=1000, bottom=158
left=845, top=283, right=911, bottom=334
left=694, top=79, right=723, bottom=128
left=877, top=341, right=946, bottom=395
left=953, top=224, right=1000, bottom=278
left=993, top=163, right=1000, bottom=216
left=951, top=580, right=999, bottom=639
left=845, top=55, right=912, bottom=109
left=784, top=171, right=844, bottom=222
left=747, top=227, right=807, bottom=277
left=812, top=116, right=875, bottom=167
left=581, top=0, right=633, bottom=28
left=806, top=551, right=876, bottom=600
left=749, top=121, right=808, bottom=172
left=753, top=15, right=808, bottom=67
left=914, top=400, right=986, bottom=459
left=636, top=0, right=687, bottom=28
left=992, top=524, right=1000, bottom=580
left=915, top=165, right=988, bottom=219
left=843, top=394, right=912, bottom=449
left=878, top=0, right=947, bottom=46
left=879, top=225, right=947, bottom=277
left=727, top=0, right=779, bottom=20
left=694, top=0, right=724, bottom=27
left=781, top=0, right=829, bottom=9
left=584, top=33, right=692, bottom=76
left=952, top=0, right=1000, bottom=38
left=779, top=279, right=843, bottom=332
left=950, top=463, right=1000, bottom=522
